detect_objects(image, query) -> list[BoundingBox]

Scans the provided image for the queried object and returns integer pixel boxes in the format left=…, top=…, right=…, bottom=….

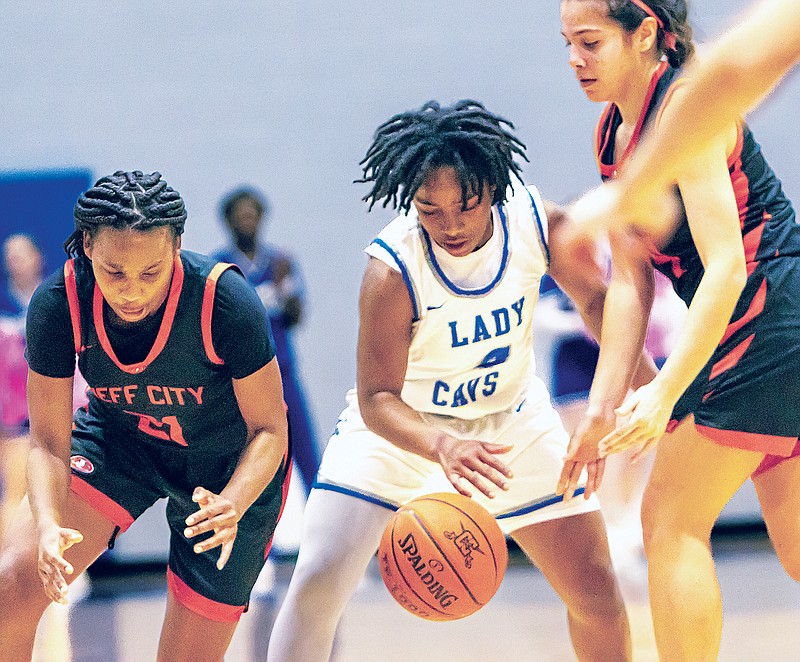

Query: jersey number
left=125, top=411, right=188, bottom=447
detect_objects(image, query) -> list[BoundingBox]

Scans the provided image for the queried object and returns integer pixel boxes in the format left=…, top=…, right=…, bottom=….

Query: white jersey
left=365, top=183, right=551, bottom=419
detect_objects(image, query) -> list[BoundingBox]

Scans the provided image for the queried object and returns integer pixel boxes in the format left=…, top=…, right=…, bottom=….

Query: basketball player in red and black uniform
left=560, top=1, right=800, bottom=659
left=0, top=171, right=290, bottom=662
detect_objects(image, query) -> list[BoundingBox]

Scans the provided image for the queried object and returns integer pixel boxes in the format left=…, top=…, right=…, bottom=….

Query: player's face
left=228, top=199, right=262, bottom=240
left=84, top=226, right=179, bottom=324
left=560, top=0, right=637, bottom=103
left=412, top=166, right=495, bottom=258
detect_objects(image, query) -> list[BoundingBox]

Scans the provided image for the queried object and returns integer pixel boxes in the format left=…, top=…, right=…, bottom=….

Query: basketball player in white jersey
left=268, top=100, right=653, bottom=662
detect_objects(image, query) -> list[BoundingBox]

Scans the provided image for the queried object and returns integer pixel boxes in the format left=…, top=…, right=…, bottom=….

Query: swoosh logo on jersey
left=426, top=303, right=446, bottom=311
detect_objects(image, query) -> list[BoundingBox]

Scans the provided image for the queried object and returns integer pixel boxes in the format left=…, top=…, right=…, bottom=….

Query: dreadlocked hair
left=357, top=100, right=528, bottom=213
left=64, top=171, right=187, bottom=257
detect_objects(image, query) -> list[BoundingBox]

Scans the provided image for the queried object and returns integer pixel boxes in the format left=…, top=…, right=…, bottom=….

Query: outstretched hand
left=599, top=382, right=673, bottom=461
left=37, top=524, right=83, bottom=605
left=557, top=409, right=613, bottom=501
left=184, top=487, right=241, bottom=570
left=434, top=435, right=513, bottom=499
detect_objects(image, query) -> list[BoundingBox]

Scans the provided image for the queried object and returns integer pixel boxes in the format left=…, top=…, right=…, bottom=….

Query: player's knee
left=0, top=556, right=45, bottom=622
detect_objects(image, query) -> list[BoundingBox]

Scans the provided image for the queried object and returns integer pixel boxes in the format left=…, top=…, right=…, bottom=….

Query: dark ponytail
left=65, top=171, right=187, bottom=257
left=606, top=0, right=695, bottom=68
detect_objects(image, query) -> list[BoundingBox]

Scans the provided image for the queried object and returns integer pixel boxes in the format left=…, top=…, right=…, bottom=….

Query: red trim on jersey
left=94, top=255, right=185, bottom=374
left=709, top=333, right=754, bottom=381
left=70, top=475, right=134, bottom=532
left=64, top=260, right=83, bottom=354
left=595, top=61, right=668, bottom=179
left=696, top=424, right=798, bottom=456
left=166, top=568, right=245, bottom=623
left=594, top=103, right=616, bottom=175
left=201, top=263, right=235, bottom=365
left=720, top=279, right=767, bottom=345
left=753, top=440, right=800, bottom=477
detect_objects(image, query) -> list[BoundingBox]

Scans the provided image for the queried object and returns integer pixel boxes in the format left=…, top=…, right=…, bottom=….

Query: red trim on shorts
left=754, top=440, right=800, bottom=477
left=720, top=279, right=767, bottom=345
left=166, top=567, right=245, bottom=623
left=201, top=263, right=235, bottom=365
left=70, top=475, right=134, bottom=532
left=695, top=424, right=798, bottom=456
left=94, top=255, right=184, bottom=374
left=64, top=260, right=83, bottom=354
left=709, top=333, right=754, bottom=381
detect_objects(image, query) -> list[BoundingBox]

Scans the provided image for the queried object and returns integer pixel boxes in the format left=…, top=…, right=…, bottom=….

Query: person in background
left=214, top=188, right=320, bottom=497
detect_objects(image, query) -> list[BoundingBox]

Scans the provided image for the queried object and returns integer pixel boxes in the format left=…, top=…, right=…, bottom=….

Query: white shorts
left=316, top=385, right=599, bottom=535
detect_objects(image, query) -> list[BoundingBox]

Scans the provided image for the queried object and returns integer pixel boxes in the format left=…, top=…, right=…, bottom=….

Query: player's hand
left=184, top=487, right=241, bottom=570
left=433, top=434, right=513, bottom=499
left=557, top=409, right=612, bottom=501
left=37, top=523, right=83, bottom=605
left=599, top=381, right=673, bottom=461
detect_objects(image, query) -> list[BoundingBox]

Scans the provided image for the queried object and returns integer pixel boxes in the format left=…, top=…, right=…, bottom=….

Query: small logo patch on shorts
left=70, top=455, right=95, bottom=474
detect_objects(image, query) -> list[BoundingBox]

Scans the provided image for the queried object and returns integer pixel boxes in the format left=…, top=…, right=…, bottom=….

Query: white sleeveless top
left=365, top=183, right=552, bottom=419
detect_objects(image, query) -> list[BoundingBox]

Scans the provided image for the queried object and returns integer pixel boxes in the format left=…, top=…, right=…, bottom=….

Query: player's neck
left=615, top=60, right=662, bottom=128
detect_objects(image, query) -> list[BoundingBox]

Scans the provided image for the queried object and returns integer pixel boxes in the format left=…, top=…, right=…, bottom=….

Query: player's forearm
left=360, top=390, right=444, bottom=463
left=222, top=424, right=288, bottom=516
left=586, top=281, right=652, bottom=416
left=26, top=441, right=71, bottom=535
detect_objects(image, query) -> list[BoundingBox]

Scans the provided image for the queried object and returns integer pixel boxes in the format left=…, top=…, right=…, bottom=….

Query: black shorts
left=69, top=411, right=290, bottom=622
left=672, top=256, right=800, bottom=462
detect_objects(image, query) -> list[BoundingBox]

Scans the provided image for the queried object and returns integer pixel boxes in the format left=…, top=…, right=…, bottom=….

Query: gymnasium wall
left=2, top=0, right=798, bottom=444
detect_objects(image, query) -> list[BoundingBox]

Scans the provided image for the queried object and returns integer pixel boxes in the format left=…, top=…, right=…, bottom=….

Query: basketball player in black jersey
left=0, top=171, right=291, bottom=662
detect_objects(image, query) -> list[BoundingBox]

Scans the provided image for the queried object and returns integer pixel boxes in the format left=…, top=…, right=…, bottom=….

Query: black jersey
left=595, top=61, right=800, bottom=305
left=594, top=62, right=800, bottom=454
left=32, top=250, right=274, bottom=455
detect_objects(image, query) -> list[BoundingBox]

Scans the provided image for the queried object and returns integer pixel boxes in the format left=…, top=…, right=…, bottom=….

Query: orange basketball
left=378, top=492, right=508, bottom=621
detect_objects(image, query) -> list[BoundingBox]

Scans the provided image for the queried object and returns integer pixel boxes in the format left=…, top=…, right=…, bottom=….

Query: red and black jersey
left=57, top=250, right=274, bottom=455
left=595, top=62, right=800, bottom=305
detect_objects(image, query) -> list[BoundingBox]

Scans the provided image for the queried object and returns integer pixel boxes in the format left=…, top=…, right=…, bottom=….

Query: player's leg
left=267, top=488, right=394, bottom=662
left=156, top=593, right=238, bottom=662
left=158, top=451, right=291, bottom=662
left=640, top=416, right=762, bottom=661
left=753, top=453, right=800, bottom=581
left=511, top=511, right=631, bottom=662
left=0, top=492, right=117, bottom=661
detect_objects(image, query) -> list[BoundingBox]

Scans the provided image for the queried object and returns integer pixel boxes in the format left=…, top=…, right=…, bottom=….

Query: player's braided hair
left=357, top=100, right=528, bottom=213
left=64, top=171, right=187, bottom=257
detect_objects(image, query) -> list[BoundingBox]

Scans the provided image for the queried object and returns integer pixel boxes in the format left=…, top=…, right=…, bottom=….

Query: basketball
left=378, top=492, right=508, bottom=621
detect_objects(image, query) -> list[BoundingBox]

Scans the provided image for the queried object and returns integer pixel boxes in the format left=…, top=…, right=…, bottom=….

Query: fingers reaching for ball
left=434, top=435, right=513, bottom=498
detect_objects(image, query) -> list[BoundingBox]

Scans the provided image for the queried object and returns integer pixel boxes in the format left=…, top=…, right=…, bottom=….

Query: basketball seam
left=410, top=510, right=483, bottom=607
left=388, top=512, right=451, bottom=618
left=420, top=496, right=505, bottom=582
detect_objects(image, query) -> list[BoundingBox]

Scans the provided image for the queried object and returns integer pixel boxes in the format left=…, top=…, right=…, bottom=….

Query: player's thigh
left=753, top=455, right=800, bottom=580
left=642, top=416, right=762, bottom=539
left=293, top=488, right=394, bottom=583
left=510, top=511, right=619, bottom=608
left=0, top=492, right=116, bottom=605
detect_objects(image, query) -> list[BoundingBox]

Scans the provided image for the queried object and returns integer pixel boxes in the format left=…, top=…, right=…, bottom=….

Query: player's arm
left=600, top=123, right=747, bottom=456
left=26, top=371, right=84, bottom=604
left=24, top=278, right=86, bottom=603
left=556, top=225, right=655, bottom=499
left=357, top=257, right=511, bottom=498
left=184, top=271, right=289, bottom=569
left=545, top=201, right=659, bottom=389
left=630, top=0, right=800, bottom=193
